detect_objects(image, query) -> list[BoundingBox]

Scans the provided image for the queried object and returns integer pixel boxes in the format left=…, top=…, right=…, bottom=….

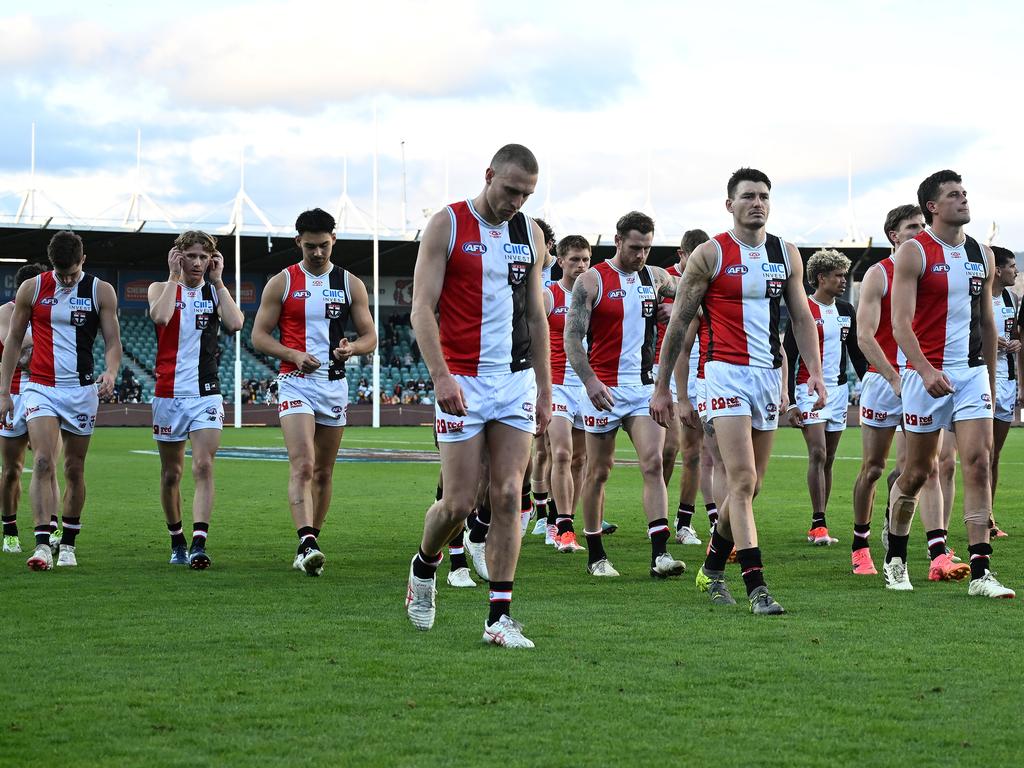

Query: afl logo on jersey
left=552, top=306, right=569, bottom=315
left=292, top=290, right=311, bottom=299
left=40, top=298, right=58, bottom=306
left=931, top=264, right=950, bottom=272
left=725, top=265, right=749, bottom=276
left=463, top=242, right=487, bottom=255
left=607, top=289, right=626, bottom=300
left=175, top=301, right=187, bottom=310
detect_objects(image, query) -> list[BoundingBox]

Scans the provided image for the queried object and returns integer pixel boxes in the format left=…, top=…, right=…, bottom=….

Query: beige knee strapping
left=963, top=505, right=991, bottom=527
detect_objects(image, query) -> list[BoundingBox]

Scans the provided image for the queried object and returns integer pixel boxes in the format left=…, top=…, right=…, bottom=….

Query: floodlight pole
left=400, top=139, right=407, bottom=234
left=15, top=123, right=37, bottom=223
left=233, top=149, right=244, bottom=428
left=372, top=103, right=381, bottom=429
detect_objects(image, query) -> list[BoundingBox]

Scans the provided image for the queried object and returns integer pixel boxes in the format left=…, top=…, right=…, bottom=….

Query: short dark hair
left=917, top=170, right=961, bottom=225
left=47, top=231, right=84, bottom=270
left=534, top=217, right=555, bottom=245
left=727, top=168, right=771, bottom=199
left=295, top=208, right=336, bottom=234
left=992, top=245, right=1016, bottom=268
left=680, top=229, right=709, bottom=254
left=556, top=235, right=591, bottom=258
left=615, top=211, right=655, bottom=237
left=882, top=204, right=922, bottom=246
left=15, top=262, right=47, bottom=286
left=490, top=144, right=539, bottom=175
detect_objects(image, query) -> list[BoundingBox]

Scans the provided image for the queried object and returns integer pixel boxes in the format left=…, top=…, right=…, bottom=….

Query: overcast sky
left=1, top=0, right=1021, bottom=247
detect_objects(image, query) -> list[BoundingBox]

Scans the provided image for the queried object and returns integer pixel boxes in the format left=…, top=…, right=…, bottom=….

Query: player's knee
left=938, top=455, right=956, bottom=482
left=33, top=453, right=56, bottom=477
left=640, top=454, right=664, bottom=481
left=900, top=466, right=930, bottom=495
left=161, top=465, right=183, bottom=488
left=729, top=468, right=758, bottom=500
left=680, top=445, right=700, bottom=472
left=1, top=460, right=23, bottom=484
left=63, top=460, right=86, bottom=486
left=191, top=457, right=213, bottom=482
left=586, top=460, right=613, bottom=486
left=807, top=444, right=827, bottom=467
left=959, top=450, right=991, bottom=489
left=489, top=481, right=521, bottom=512
left=858, top=456, right=885, bottom=485
left=290, top=458, right=315, bottom=484
left=550, top=445, right=573, bottom=469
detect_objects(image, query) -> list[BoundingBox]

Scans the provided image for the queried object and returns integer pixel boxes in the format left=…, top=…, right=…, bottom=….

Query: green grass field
left=2, top=425, right=1022, bottom=767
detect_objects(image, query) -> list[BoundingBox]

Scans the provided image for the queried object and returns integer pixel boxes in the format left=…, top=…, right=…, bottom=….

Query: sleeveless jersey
left=546, top=281, right=581, bottom=387
left=587, top=260, right=657, bottom=387
left=868, top=257, right=899, bottom=372
left=784, top=297, right=863, bottom=400
left=898, top=229, right=986, bottom=371
left=154, top=282, right=221, bottom=397
left=995, top=287, right=1019, bottom=382
left=1, top=301, right=28, bottom=395
left=542, top=260, right=554, bottom=286
left=278, top=263, right=351, bottom=381
left=29, top=271, right=101, bottom=387
left=701, top=231, right=790, bottom=369
left=439, top=200, right=537, bottom=376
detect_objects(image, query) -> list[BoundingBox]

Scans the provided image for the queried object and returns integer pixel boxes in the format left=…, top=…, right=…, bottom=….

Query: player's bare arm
left=981, top=245, right=998, bottom=399
left=333, top=275, right=378, bottom=363
left=670, top=314, right=701, bottom=429
left=148, top=248, right=185, bottom=326
left=891, top=240, right=952, bottom=397
left=208, top=251, right=244, bottom=334
left=96, top=281, right=123, bottom=399
left=0, top=281, right=34, bottom=421
left=650, top=242, right=713, bottom=427
left=651, top=265, right=679, bottom=300
left=856, top=265, right=900, bottom=396
left=252, top=272, right=320, bottom=374
left=411, top=209, right=466, bottom=416
left=783, top=243, right=826, bottom=409
left=0, top=303, right=32, bottom=371
left=564, top=269, right=611, bottom=411
left=527, top=220, right=552, bottom=435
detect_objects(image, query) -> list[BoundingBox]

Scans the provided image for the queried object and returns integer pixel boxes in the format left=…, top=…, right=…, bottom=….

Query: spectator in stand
left=416, top=378, right=427, bottom=393
left=403, top=351, right=415, bottom=367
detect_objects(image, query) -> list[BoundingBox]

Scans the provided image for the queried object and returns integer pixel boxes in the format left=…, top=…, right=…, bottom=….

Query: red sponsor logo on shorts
left=435, top=418, right=464, bottom=434
left=25, top=406, right=39, bottom=415
left=553, top=403, right=568, bottom=413
left=584, top=415, right=609, bottom=428
left=710, top=396, right=740, bottom=410
left=160, top=426, right=173, bottom=435
left=802, top=411, right=819, bottom=421
left=152, top=425, right=160, bottom=435
left=861, top=407, right=888, bottom=422
left=904, top=413, right=933, bottom=427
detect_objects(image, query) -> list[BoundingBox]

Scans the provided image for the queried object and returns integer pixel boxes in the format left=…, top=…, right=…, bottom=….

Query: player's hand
left=331, top=338, right=353, bottom=362
left=785, top=406, right=804, bottom=428
left=292, top=351, right=322, bottom=373
left=97, top=371, right=116, bottom=398
left=885, top=372, right=903, bottom=398
left=656, top=302, right=673, bottom=324
left=434, top=373, right=468, bottom=416
left=585, top=377, right=614, bottom=412
left=806, top=375, right=827, bottom=411
left=167, top=248, right=184, bottom=280
left=649, top=385, right=675, bottom=428
left=997, top=336, right=1007, bottom=350
left=208, top=251, right=225, bottom=283
left=677, top=397, right=699, bottom=430
left=920, top=365, right=954, bottom=398
left=780, top=390, right=790, bottom=413
left=534, top=391, right=552, bottom=436
left=0, top=393, right=13, bottom=427
left=1006, top=339, right=1022, bottom=354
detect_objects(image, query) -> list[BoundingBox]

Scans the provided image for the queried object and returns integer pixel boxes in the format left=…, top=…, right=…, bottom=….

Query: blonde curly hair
left=806, top=248, right=850, bottom=288
left=173, top=230, right=217, bottom=254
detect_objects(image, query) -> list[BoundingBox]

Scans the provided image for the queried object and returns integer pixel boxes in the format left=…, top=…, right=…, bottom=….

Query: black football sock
left=191, top=522, right=209, bottom=551
left=34, top=524, right=50, bottom=547
left=968, top=542, right=993, bottom=580
left=448, top=528, right=468, bottom=570
left=648, top=518, right=670, bottom=566
left=487, top=581, right=513, bottom=625
left=469, top=504, right=490, bottom=544
left=546, top=496, right=558, bottom=526
left=2, top=514, right=18, bottom=538
left=167, top=521, right=187, bottom=549
left=736, top=547, right=767, bottom=596
left=676, top=504, right=695, bottom=530
left=704, top=528, right=733, bottom=572
left=705, top=503, right=719, bottom=529
left=852, top=523, right=870, bottom=552
left=585, top=529, right=606, bottom=565
left=296, top=526, right=318, bottom=555
left=926, top=529, right=946, bottom=561
left=885, top=533, right=909, bottom=564
left=59, top=516, right=81, bottom=547
left=412, top=548, right=442, bottom=580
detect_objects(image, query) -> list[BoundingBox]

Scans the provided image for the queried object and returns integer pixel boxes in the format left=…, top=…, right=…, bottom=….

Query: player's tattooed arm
left=564, top=270, right=597, bottom=386
left=652, top=266, right=679, bottom=300
left=654, top=242, right=713, bottom=391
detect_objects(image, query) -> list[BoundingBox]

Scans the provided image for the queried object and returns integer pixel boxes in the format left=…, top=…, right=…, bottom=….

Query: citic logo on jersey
left=463, top=242, right=487, bottom=255
left=322, top=289, right=347, bottom=303
left=964, top=262, right=985, bottom=276
left=503, top=243, right=532, bottom=258
left=292, top=290, right=311, bottom=299
left=761, top=263, right=787, bottom=276
left=931, top=264, right=950, bottom=273
left=607, top=289, right=626, bottom=300
left=70, top=297, right=92, bottom=310
left=725, top=265, right=748, bottom=276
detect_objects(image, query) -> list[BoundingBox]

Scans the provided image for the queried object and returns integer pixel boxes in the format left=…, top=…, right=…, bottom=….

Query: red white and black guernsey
left=996, top=287, right=1019, bottom=381
left=587, top=261, right=658, bottom=386
left=28, top=271, right=101, bottom=387
left=700, top=231, right=790, bottom=369
left=866, top=257, right=899, bottom=372
left=154, top=282, right=221, bottom=398
left=897, top=228, right=987, bottom=372
left=0, top=301, right=27, bottom=395
left=546, top=281, right=581, bottom=387
left=278, top=263, right=352, bottom=381
left=783, top=296, right=867, bottom=402
left=439, top=200, right=538, bottom=376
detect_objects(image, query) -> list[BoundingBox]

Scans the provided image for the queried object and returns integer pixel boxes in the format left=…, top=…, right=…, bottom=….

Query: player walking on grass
left=888, top=170, right=1014, bottom=597
left=0, top=263, right=50, bottom=555
left=652, top=168, right=826, bottom=615
left=783, top=249, right=867, bottom=546
left=252, top=209, right=377, bottom=577
left=0, top=231, right=122, bottom=571
left=851, top=205, right=952, bottom=577
left=148, top=231, right=244, bottom=569
left=404, top=144, right=552, bottom=649
left=543, top=235, right=592, bottom=553
left=655, top=229, right=711, bottom=546
left=986, top=246, right=1019, bottom=537
left=564, top=211, right=687, bottom=579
